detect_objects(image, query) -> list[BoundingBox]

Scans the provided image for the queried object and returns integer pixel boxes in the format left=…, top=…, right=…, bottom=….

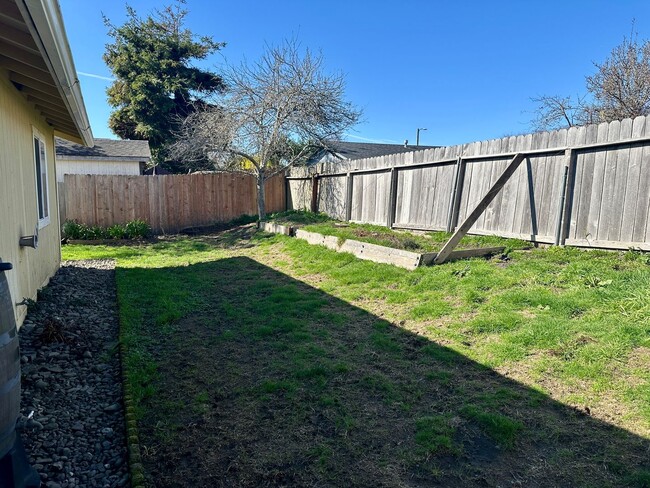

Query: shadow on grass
left=119, top=256, right=649, bottom=488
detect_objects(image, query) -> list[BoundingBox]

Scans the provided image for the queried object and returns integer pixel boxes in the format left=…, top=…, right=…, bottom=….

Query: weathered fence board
left=620, top=117, right=645, bottom=242
left=318, top=175, right=347, bottom=221
left=288, top=116, right=650, bottom=251
left=634, top=122, right=650, bottom=243
left=63, top=173, right=286, bottom=233
left=57, top=182, right=66, bottom=224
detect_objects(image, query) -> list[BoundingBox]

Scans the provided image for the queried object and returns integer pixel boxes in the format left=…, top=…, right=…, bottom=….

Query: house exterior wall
left=0, top=71, right=61, bottom=327
left=55, top=159, right=143, bottom=182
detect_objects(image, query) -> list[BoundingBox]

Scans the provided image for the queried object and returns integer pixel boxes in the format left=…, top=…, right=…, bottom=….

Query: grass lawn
left=63, top=225, right=650, bottom=487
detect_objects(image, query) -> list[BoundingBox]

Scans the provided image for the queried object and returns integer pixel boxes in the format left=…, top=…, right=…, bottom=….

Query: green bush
left=107, top=224, right=127, bottom=239
left=87, top=226, right=108, bottom=240
left=62, top=220, right=85, bottom=240
left=62, top=219, right=151, bottom=240
left=124, top=219, right=151, bottom=239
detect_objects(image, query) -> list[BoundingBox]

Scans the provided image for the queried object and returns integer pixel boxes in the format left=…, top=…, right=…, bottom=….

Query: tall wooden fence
left=62, top=173, right=286, bottom=233
left=288, top=116, right=650, bottom=251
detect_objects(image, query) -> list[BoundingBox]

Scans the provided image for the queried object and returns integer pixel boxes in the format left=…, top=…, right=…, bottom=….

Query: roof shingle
left=309, top=141, right=439, bottom=164
left=55, top=137, right=151, bottom=161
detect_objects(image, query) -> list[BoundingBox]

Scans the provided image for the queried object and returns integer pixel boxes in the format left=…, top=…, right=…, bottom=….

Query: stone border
left=259, top=222, right=505, bottom=270
left=119, top=326, right=146, bottom=487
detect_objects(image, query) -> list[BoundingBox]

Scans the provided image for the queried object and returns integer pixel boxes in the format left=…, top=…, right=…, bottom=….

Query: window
left=33, top=133, right=49, bottom=228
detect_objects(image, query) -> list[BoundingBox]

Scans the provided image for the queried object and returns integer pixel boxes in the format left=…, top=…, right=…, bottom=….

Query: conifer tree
left=104, top=2, right=225, bottom=171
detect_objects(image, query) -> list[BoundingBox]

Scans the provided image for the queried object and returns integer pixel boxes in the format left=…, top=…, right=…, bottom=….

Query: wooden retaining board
left=294, top=229, right=340, bottom=251
left=259, top=222, right=293, bottom=235
left=266, top=227, right=506, bottom=270
left=338, top=239, right=423, bottom=270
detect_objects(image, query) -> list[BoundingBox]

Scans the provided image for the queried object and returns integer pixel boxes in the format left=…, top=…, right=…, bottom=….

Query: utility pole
left=416, top=127, right=427, bottom=146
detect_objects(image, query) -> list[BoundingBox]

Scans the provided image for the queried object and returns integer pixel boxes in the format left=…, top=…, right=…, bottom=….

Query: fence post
left=446, top=157, right=466, bottom=232
left=386, top=167, right=398, bottom=228
left=310, top=174, right=319, bottom=213
left=284, top=175, right=290, bottom=212
left=345, top=172, right=353, bottom=221
left=555, top=148, right=577, bottom=246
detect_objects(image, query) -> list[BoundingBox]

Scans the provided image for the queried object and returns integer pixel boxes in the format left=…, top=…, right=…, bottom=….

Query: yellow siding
left=0, top=71, right=62, bottom=327
left=56, top=159, right=142, bottom=182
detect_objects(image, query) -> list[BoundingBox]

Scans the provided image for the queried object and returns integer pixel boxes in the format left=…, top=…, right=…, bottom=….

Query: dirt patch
left=192, top=224, right=259, bottom=248
left=626, top=347, right=650, bottom=373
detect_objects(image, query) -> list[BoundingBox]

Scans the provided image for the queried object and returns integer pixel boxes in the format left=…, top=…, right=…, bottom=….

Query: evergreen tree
left=103, top=2, right=225, bottom=171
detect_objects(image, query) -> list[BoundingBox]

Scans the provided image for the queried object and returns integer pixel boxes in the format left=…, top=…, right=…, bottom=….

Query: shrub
left=62, top=220, right=85, bottom=240
left=87, top=226, right=108, bottom=240
left=62, top=219, right=151, bottom=240
left=124, top=219, right=151, bottom=239
left=107, top=224, right=127, bottom=239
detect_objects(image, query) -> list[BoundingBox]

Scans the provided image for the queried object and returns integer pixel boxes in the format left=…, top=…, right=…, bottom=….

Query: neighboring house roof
left=55, top=138, right=151, bottom=162
left=143, top=166, right=171, bottom=175
left=308, top=141, right=439, bottom=164
left=1, top=0, right=93, bottom=145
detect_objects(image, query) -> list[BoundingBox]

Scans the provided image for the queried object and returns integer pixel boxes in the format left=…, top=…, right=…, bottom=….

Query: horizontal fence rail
left=63, top=173, right=286, bottom=233
left=288, top=116, right=650, bottom=251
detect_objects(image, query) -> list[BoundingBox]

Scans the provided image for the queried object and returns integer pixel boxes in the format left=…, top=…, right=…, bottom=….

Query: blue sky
left=59, top=0, right=650, bottom=147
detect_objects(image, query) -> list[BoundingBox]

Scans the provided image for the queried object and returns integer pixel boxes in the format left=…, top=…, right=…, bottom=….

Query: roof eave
left=16, top=0, right=93, bottom=146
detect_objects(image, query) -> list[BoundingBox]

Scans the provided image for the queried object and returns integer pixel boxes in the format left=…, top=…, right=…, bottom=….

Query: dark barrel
left=0, top=260, right=20, bottom=459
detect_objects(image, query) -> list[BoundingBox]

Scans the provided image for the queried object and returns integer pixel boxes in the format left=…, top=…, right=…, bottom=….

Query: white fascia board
left=16, top=0, right=94, bottom=146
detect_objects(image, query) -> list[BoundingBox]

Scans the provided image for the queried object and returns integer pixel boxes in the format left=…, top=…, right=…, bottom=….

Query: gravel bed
left=17, top=259, right=129, bottom=488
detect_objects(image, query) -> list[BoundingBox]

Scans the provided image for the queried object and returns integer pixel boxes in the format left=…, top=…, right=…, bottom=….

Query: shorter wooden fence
left=62, top=173, right=286, bottom=233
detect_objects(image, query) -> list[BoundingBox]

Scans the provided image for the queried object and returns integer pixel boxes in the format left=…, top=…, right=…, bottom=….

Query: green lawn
left=63, top=227, right=650, bottom=487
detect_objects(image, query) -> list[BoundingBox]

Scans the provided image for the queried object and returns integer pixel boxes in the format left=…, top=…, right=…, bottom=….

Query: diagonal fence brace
left=434, top=153, right=526, bottom=264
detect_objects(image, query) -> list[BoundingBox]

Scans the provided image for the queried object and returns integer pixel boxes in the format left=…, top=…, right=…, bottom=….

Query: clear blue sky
left=59, top=0, right=650, bottom=147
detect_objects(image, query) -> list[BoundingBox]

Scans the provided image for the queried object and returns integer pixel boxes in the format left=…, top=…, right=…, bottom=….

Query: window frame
left=33, top=128, right=50, bottom=229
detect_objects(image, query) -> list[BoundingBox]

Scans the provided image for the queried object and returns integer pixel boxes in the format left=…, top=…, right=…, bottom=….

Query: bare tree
left=586, top=34, right=650, bottom=121
left=530, top=30, right=650, bottom=130
left=530, top=94, right=596, bottom=131
left=172, top=41, right=361, bottom=219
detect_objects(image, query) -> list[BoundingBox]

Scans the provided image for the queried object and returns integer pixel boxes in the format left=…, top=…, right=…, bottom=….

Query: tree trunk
left=257, top=170, right=266, bottom=221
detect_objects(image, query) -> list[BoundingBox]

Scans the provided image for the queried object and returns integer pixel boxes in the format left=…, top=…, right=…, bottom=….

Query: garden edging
left=259, top=222, right=504, bottom=270
left=120, top=340, right=146, bottom=488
